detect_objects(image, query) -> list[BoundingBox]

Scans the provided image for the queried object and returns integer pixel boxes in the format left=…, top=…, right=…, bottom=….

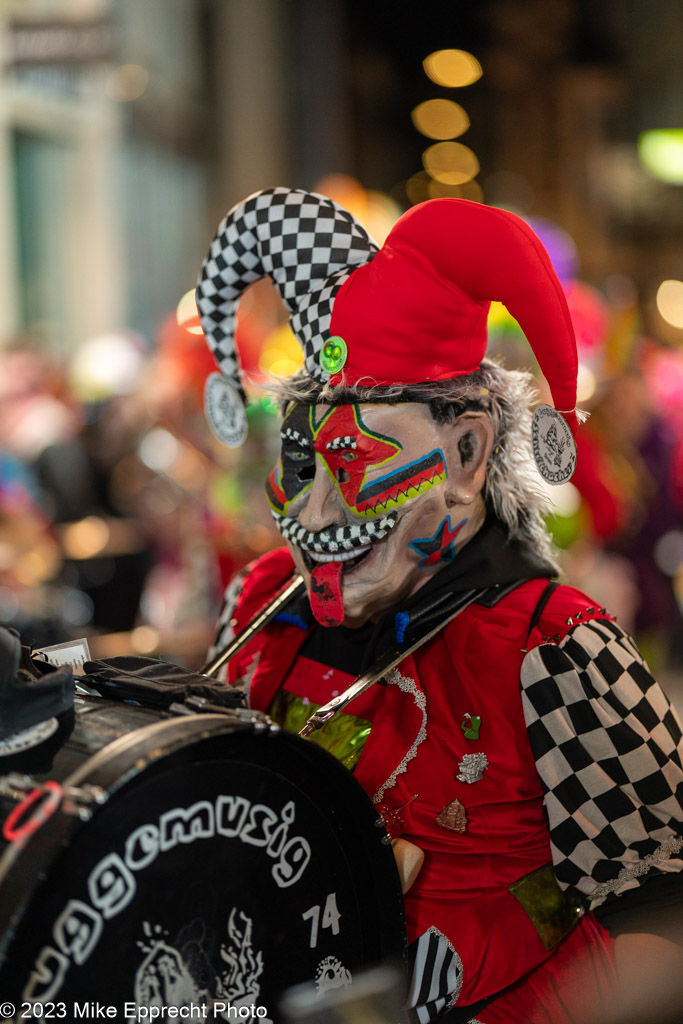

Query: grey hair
left=267, top=360, right=559, bottom=570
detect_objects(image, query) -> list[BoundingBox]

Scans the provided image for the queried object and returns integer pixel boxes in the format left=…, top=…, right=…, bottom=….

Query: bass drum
left=0, top=695, right=406, bottom=1021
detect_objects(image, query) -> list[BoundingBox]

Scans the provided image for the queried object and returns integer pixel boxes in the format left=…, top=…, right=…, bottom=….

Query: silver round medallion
left=531, top=404, right=577, bottom=484
left=204, top=373, right=248, bottom=447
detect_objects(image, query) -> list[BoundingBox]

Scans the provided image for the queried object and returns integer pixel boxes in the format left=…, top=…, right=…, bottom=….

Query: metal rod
left=299, top=588, right=487, bottom=738
left=200, top=573, right=305, bottom=678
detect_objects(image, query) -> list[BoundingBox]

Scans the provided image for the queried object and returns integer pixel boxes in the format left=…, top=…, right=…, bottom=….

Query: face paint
left=267, top=402, right=488, bottom=627
left=266, top=405, right=315, bottom=514
left=312, top=404, right=447, bottom=517
left=408, top=515, right=468, bottom=567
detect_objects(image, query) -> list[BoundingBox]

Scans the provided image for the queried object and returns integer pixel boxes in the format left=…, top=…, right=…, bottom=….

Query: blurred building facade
left=0, top=0, right=211, bottom=351
left=1, top=0, right=680, bottom=354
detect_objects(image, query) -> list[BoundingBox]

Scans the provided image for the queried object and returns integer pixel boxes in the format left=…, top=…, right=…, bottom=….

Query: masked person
left=197, top=190, right=683, bottom=1023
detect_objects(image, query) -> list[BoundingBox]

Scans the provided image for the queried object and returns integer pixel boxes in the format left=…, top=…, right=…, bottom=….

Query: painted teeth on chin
left=271, top=510, right=399, bottom=552
left=307, top=546, right=371, bottom=563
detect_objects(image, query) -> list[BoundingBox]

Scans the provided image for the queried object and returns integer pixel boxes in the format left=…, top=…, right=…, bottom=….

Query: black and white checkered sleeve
left=196, top=188, right=378, bottom=384
left=205, top=569, right=248, bottom=683
left=520, top=618, right=683, bottom=905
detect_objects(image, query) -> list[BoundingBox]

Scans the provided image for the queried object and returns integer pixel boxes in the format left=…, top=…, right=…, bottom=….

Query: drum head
left=0, top=717, right=405, bottom=1021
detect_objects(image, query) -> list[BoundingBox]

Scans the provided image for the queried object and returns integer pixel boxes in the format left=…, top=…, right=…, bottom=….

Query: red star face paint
left=267, top=402, right=487, bottom=627
left=408, top=515, right=468, bottom=567
left=312, top=404, right=447, bottom=517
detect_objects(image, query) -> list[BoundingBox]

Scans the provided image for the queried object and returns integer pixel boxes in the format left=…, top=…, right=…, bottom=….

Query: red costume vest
left=224, top=547, right=605, bottom=1005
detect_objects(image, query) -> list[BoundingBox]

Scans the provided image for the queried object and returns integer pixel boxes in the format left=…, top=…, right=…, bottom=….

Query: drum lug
left=61, top=783, right=108, bottom=821
left=169, top=698, right=279, bottom=733
left=0, top=773, right=107, bottom=822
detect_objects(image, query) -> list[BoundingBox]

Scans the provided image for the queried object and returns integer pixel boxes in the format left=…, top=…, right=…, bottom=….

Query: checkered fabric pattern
left=205, top=568, right=248, bottom=681
left=407, top=927, right=464, bottom=1023
left=196, top=188, right=378, bottom=388
left=521, top=618, right=683, bottom=903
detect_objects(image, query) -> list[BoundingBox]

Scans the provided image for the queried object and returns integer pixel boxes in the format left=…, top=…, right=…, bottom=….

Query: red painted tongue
left=309, top=561, right=345, bottom=627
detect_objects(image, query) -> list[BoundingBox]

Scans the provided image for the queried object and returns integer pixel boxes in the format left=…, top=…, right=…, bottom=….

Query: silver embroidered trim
left=591, top=835, right=683, bottom=900
left=372, top=669, right=427, bottom=803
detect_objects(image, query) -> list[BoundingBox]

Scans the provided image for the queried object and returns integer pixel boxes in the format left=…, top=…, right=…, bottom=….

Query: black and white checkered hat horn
left=196, top=188, right=378, bottom=443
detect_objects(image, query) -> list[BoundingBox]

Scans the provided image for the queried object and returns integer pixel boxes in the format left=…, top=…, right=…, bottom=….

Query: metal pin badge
left=319, top=335, right=347, bottom=374
left=436, top=799, right=468, bottom=833
left=461, top=713, right=481, bottom=741
left=456, top=752, right=489, bottom=784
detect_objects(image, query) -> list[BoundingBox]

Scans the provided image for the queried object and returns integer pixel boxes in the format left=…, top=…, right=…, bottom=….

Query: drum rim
left=0, top=706, right=407, bottom=993
left=0, top=711, right=274, bottom=956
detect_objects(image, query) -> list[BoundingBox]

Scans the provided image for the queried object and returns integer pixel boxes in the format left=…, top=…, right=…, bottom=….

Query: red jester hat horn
left=326, top=198, right=578, bottom=435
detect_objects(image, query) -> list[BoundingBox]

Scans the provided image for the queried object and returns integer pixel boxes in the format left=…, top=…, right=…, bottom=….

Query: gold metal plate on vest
left=269, top=690, right=372, bottom=771
left=508, top=863, right=585, bottom=951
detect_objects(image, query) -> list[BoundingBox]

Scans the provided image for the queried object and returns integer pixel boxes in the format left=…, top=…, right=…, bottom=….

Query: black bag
left=79, top=656, right=246, bottom=711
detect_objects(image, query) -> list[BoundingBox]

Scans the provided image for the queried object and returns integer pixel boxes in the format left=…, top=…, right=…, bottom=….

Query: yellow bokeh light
left=131, top=626, right=159, bottom=655
left=656, top=279, right=683, bottom=329
left=423, top=142, right=479, bottom=185
left=427, top=179, right=483, bottom=202
left=259, top=325, right=305, bottom=378
left=412, top=99, right=470, bottom=140
left=404, top=172, right=483, bottom=207
left=14, top=550, right=56, bottom=587
left=423, top=50, right=482, bottom=88
left=176, top=288, right=204, bottom=335
left=405, top=172, right=432, bottom=206
left=61, top=516, right=111, bottom=559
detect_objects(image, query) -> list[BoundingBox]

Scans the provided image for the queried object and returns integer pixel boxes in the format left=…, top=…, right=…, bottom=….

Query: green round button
left=319, top=335, right=348, bottom=374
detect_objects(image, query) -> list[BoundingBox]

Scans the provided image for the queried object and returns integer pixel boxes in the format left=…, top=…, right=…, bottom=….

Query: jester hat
left=197, top=188, right=579, bottom=478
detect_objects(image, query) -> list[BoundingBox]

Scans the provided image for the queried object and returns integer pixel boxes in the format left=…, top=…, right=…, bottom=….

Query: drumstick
left=299, top=587, right=487, bottom=737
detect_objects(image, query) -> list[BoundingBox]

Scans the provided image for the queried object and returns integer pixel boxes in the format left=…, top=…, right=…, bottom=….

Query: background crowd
left=0, top=0, right=680, bottom=713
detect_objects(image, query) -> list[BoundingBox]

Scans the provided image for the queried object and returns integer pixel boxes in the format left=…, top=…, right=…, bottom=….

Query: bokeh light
left=576, top=364, right=597, bottom=403
left=423, top=141, right=479, bottom=185
left=656, top=279, right=683, bottom=328
left=411, top=99, right=470, bottom=140
left=654, top=531, right=683, bottom=577
left=638, top=130, right=683, bottom=184
left=176, top=288, right=204, bottom=335
left=105, top=64, right=149, bottom=102
left=545, top=481, right=582, bottom=517
left=69, top=332, right=146, bottom=401
left=61, top=516, right=111, bottom=560
left=259, top=324, right=305, bottom=378
left=313, top=174, right=400, bottom=244
left=429, top=179, right=483, bottom=202
left=405, top=172, right=484, bottom=206
left=139, top=428, right=180, bottom=472
left=423, top=50, right=482, bottom=88
left=525, top=217, right=578, bottom=286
